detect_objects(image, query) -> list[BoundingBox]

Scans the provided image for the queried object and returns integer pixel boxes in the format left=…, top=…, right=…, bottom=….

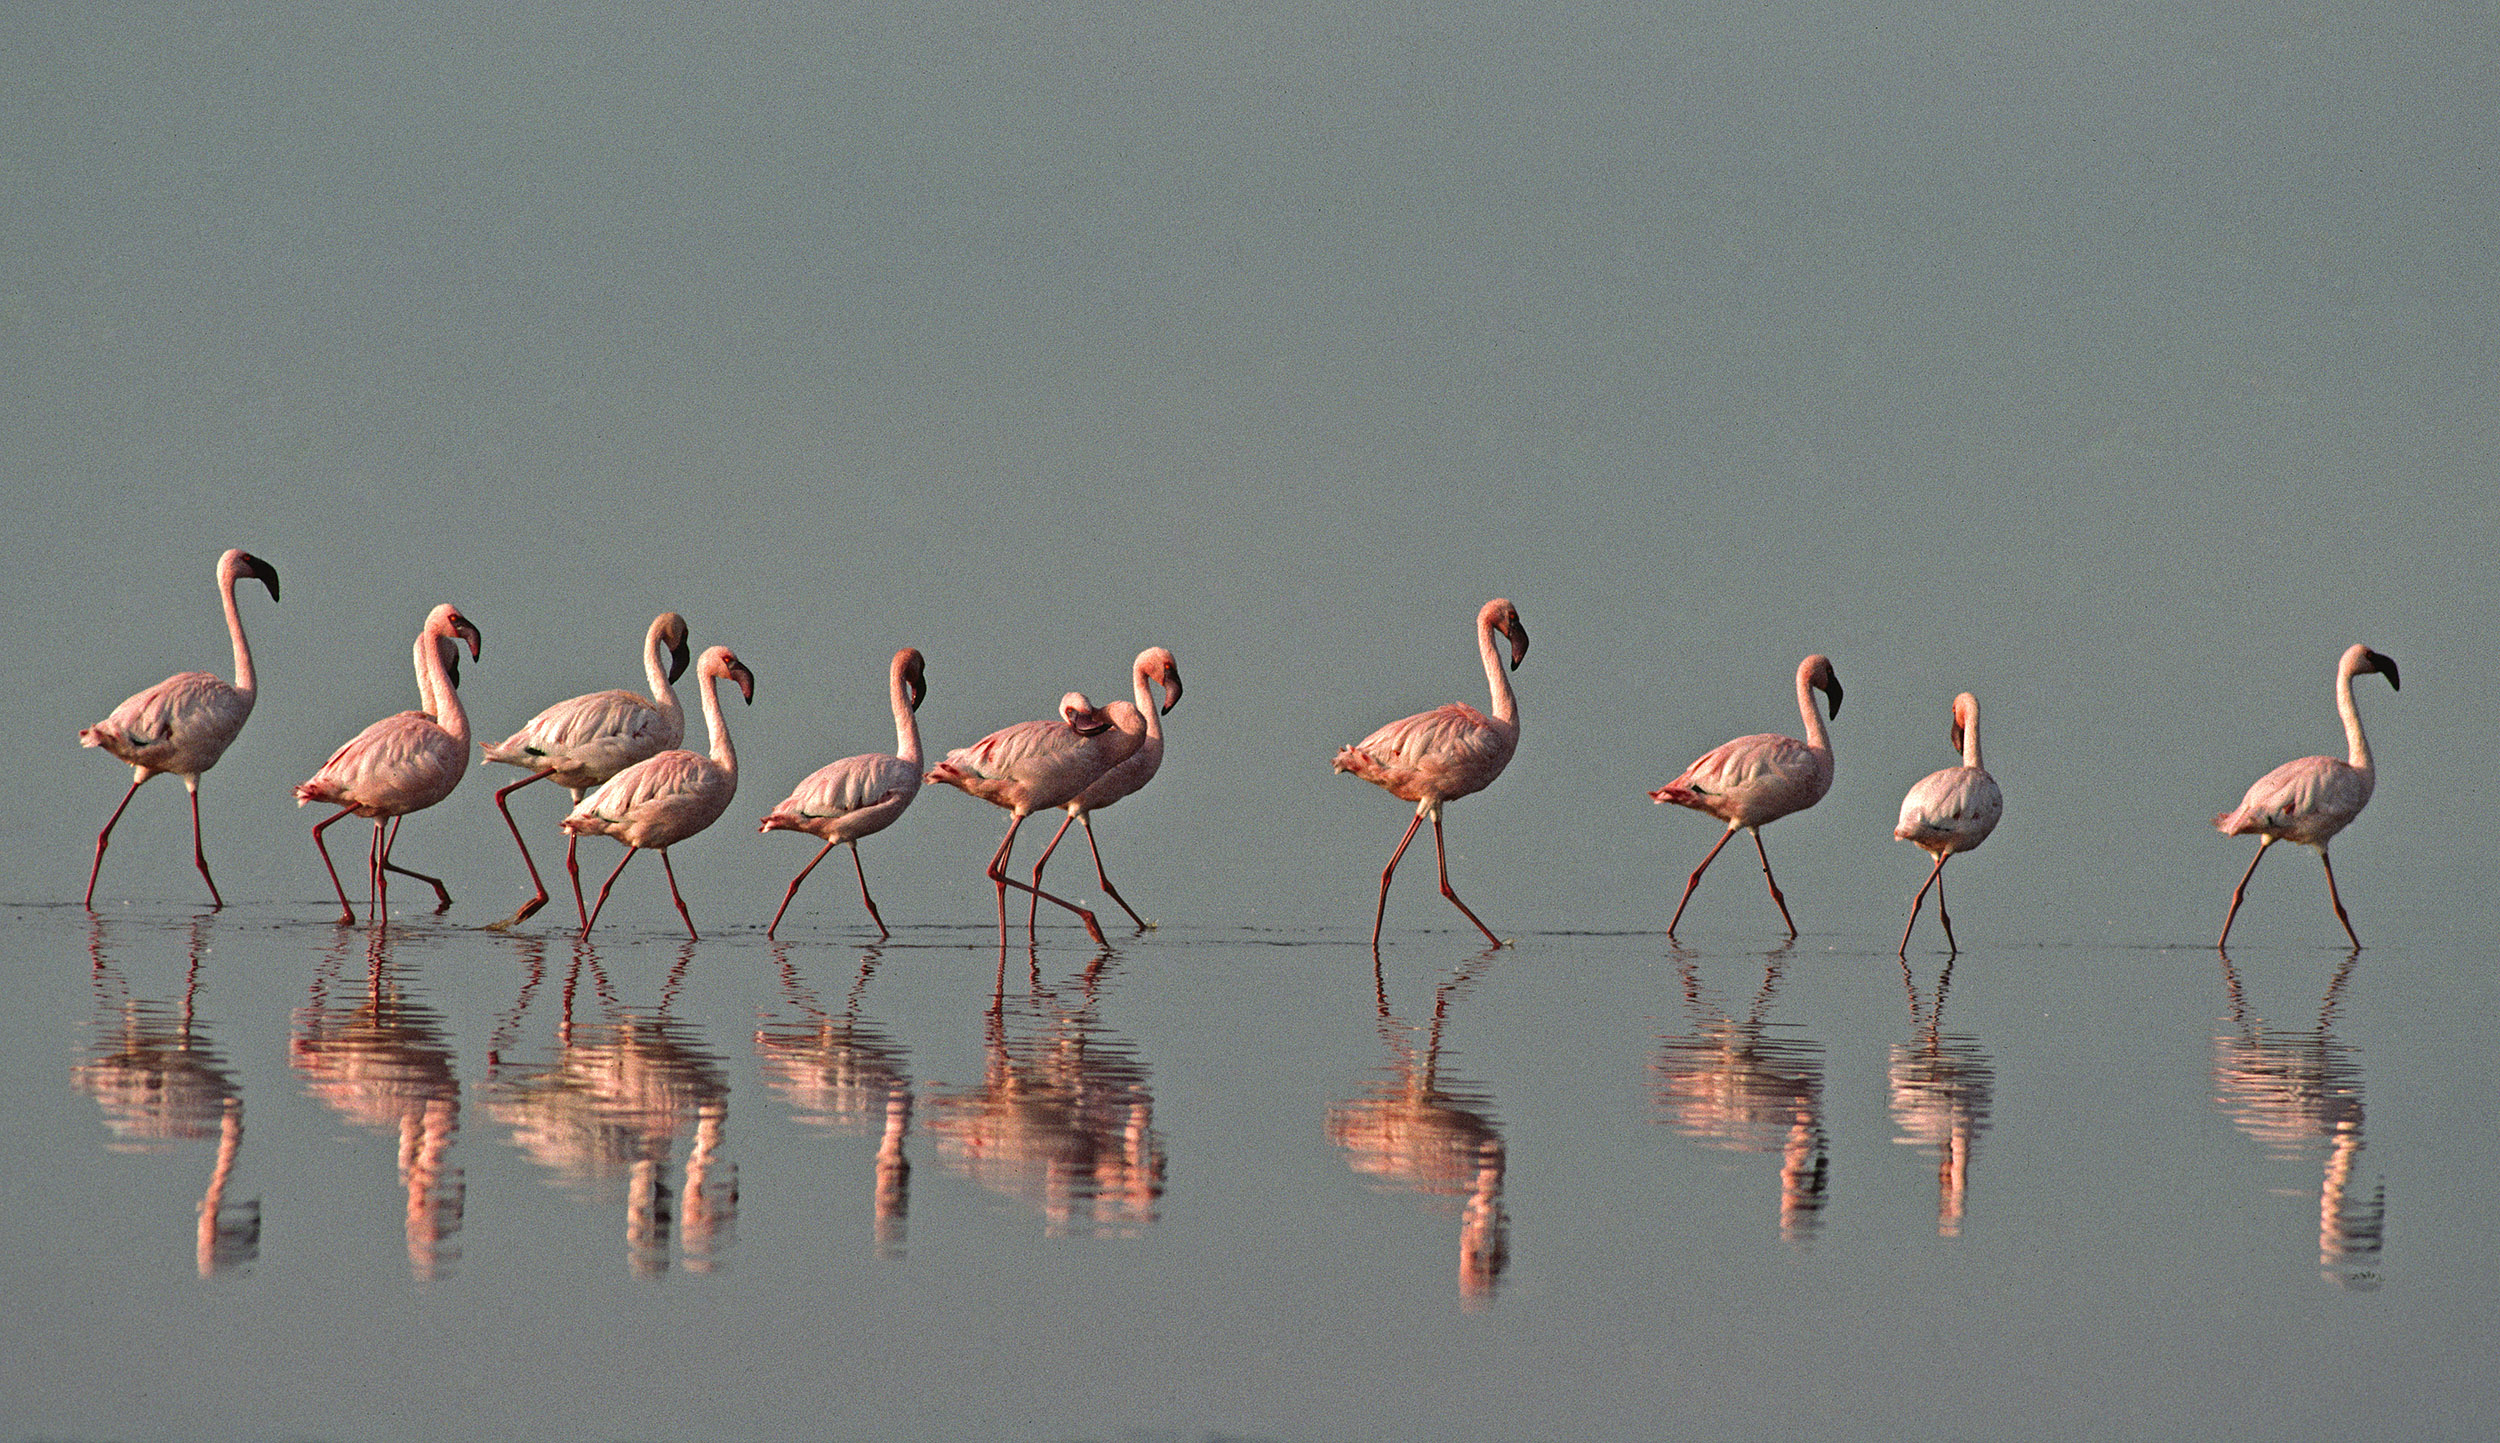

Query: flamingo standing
left=295, top=605, right=485, bottom=925
left=563, top=646, right=757, bottom=940
left=1893, top=692, right=2002, bottom=956
left=1652, top=654, right=1843, bottom=940
left=1027, top=647, right=1183, bottom=932
left=1334, top=599, right=1529, bottom=949
left=481, top=612, right=693, bottom=929
left=2215, top=644, right=2400, bottom=950
left=925, top=692, right=1146, bottom=947
left=81, top=548, right=282, bottom=910
left=760, top=647, right=929, bottom=939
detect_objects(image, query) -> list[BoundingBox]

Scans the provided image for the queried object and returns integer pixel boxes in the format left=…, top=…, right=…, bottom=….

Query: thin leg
left=564, top=833, right=590, bottom=929
left=1371, top=812, right=1429, bottom=949
left=86, top=777, right=147, bottom=909
left=369, top=820, right=388, bottom=918
left=1429, top=813, right=1502, bottom=947
left=310, top=805, right=361, bottom=924
left=1667, top=826, right=1741, bottom=937
left=583, top=847, right=637, bottom=936
left=378, top=830, right=455, bottom=911
left=659, top=850, right=698, bottom=940
left=2218, top=837, right=2275, bottom=949
left=988, top=814, right=1108, bottom=946
left=849, top=843, right=890, bottom=938
left=1750, top=830, right=1797, bottom=939
left=489, top=771, right=554, bottom=929
left=767, top=840, right=839, bottom=939
left=2318, top=847, right=2361, bottom=950
left=184, top=781, right=225, bottom=910
left=1080, top=815, right=1150, bottom=931
left=1898, top=851, right=1949, bottom=957
left=1933, top=862, right=1957, bottom=954
left=1026, top=811, right=1081, bottom=931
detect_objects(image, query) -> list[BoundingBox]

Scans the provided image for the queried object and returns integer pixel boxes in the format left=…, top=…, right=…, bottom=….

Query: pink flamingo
left=925, top=691, right=1145, bottom=947
left=1893, top=692, right=2002, bottom=956
left=563, top=645, right=757, bottom=940
left=1027, top=647, right=1183, bottom=932
left=81, top=548, right=281, bottom=910
left=1334, top=599, right=1529, bottom=949
left=481, top=612, right=692, bottom=929
left=760, top=647, right=929, bottom=939
left=295, top=605, right=485, bottom=925
left=1652, top=654, right=1843, bottom=940
left=2216, top=644, right=2400, bottom=950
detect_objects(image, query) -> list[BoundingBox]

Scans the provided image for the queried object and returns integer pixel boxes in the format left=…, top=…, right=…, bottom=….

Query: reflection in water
left=923, top=949, right=1163, bottom=1237
left=2214, top=952, right=2384, bottom=1290
left=1328, top=953, right=1509, bottom=1308
left=756, top=945, right=914, bottom=1256
left=481, top=940, right=737, bottom=1276
left=1890, top=956, right=1995, bottom=1237
left=72, top=915, right=259, bottom=1276
left=1653, top=950, right=1827, bottom=1244
left=291, top=927, right=465, bottom=1280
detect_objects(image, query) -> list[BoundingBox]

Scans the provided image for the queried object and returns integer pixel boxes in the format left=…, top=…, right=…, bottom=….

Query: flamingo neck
left=699, top=668, right=737, bottom=774
left=1135, top=659, right=1165, bottom=745
left=1480, top=613, right=1519, bottom=729
left=1960, top=704, right=1984, bottom=771
left=891, top=657, right=922, bottom=767
left=222, top=564, right=258, bottom=701
left=644, top=624, right=684, bottom=733
left=2337, top=654, right=2373, bottom=775
left=419, top=630, right=470, bottom=746
left=1797, top=665, right=1831, bottom=755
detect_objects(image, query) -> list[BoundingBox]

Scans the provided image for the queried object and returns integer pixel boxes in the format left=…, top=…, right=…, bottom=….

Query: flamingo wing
left=765, top=753, right=921, bottom=840
left=297, top=713, right=468, bottom=814
left=1336, top=703, right=1516, bottom=804
left=1895, top=766, right=2002, bottom=853
left=486, top=688, right=678, bottom=785
left=2217, top=755, right=2371, bottom=844
left=567, top=749, right=735, bottom=847
left=83, top=671, right=252, bottom=778
left=1658, top=733, right=1829, bottom=825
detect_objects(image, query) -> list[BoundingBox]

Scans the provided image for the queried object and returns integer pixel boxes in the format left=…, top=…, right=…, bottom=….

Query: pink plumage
left=563, top=645, right=756, bottom=940
left=2215, top=643, right=2399, bottom=950
left=1651, top=654, right=1842, bottom=939
left=761, top=647, right=928, bottom=938
left=80, top=548, right=280, bottom=909
left=1027, top=646, right=1183, bottom=932
left=1334, top=599, right=1528, bottom=949
left=927, top=690, right=1146, bottom=946
left=1893, top=691, right=2002, bottom=955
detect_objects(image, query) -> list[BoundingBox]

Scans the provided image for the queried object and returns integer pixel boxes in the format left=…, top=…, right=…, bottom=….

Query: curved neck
left=1134, top=659, right=1165, bottom=744
left=1796, top=665, right=1830, bottom=754
left=222, top=567, right=258, bottom=700
left=699, top=668, right=737, bottom=773
left=891, top=658, right=922, bottom=767
left=417, top=631, right=469, bottom=745
left=2337, top=657, right=2373, bottom=775
left=1480, top=613, right=1519, bottom=728
left=644, top=626, right=685, bottom=730
left=1960, top=701, right=1983, bottom=771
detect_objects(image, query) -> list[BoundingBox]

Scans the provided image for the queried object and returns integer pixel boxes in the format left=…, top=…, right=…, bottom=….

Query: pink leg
left=849, top=843, right=890, bottom=938
left=2218, top=836, right=2274, bottom=949
left=988, top=814, right=1108, bottom=946
left=1026, top=811, right=1080, bottom=932
left=658, top=849, right=698, bottom=940
left=310, top=805, right=361, bottom=925
left=1429, top=812, right=1502, bottom=947
left=489, top=770, right=554, bottom=929
left=1898, top=851, right=1949, bottom=957
left=1932, top=864, right=1957, bottom=953
left=86, top=777, right=147, bottom=909
left=1750, top=830, right=1797, bottom=939
left=767, top=840, right=839, bottom=939
left=565, top=833, right=589, bottom=930
left=377, top=816, right=453, bottom=911
left=1370, top=812, right=1429, bottom=949
left=582, top=847, right=637, bottom=936
left=1667, top=827, right=1741, bottom=937
left=2318, top=847, right=2361, bottom=950
left=1080, top=814, right=1150, bottom=931
left=184, top=780, right=225, bottom=910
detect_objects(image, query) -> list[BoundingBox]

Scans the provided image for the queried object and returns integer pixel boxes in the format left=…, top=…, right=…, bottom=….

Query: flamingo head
left=1060, top=691, right=1113, bottom=736
left=1139, top=646, right=1183, bottom=714
left=897, top=647, right=928, bottom=712
left=222, top=548, right=281, bottom=603
left=2349, top=644, right=2400, bottom=692
left=1805, top=654, right=1842, bottom=717
left=1949, top=692, right=1979, bottom=754
left=701, top=646, right=756, bottom=704
left=1484, top=599, right=1528, bottom=671
left=656, top=612, right=693, bottom=683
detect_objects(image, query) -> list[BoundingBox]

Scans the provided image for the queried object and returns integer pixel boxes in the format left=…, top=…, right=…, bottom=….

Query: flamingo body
left=926, top=691, right=1144, bottom=945
left=1335, top=599, right=1528, bottom=948
left=1893, top=692, right=2001, bottom=954
left=1652, top=654, right=1842, bottom=938
left=564, top=646, right=755, bottom=939
left=761, top=648, right=928, bottom=937
left=80, top=548, right=280, bottom=908
left=1030, top=647, right=1183, bottom=931
left=2215, top=644, right=2398, bottom=949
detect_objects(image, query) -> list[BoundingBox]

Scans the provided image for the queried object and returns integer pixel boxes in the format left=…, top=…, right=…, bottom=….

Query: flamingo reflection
left=1652, top=951, right=1828, bottom=1244
left=756, top=946, right=915, bottom=1256
left=1327, top=955, right=1510, bottom=1307
left=923, top=951, right=1163, bottom=1237
left=290, top=927, right=465, bottom=1280
left=2214, top=952, right=2383, bottom=1290
left=1890, top=956, right=1995, bottom=1237
left=72, top=916, right=258, bottom=1275
left=480, top=941, right=737, bottom=1275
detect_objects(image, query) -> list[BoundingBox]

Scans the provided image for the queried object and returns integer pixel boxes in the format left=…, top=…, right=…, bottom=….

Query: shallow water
left=7, top=900, right=2495, bottom=1443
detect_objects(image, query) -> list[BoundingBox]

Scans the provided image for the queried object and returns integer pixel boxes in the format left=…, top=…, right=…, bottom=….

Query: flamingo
left=760, top=647, right=929, bottom=939
left=1027, top=647, right=1183, bottom=932
left=1652, top=654, right=1843, bottom=939
left=481, top=612, right=693, bottom=929
left=295, top=605, right=485, bottom=925
left=563, top=645, right=757, bottom=940
left=1893, top=692, right=2002, bottom=956
left=81, top=548, right=281, bottom=910
left=925, top=691, right=1146, bottom=947
left=2215, top=644, right=2400, bottom=950
left=1334, top=599, right=1529, bottom=949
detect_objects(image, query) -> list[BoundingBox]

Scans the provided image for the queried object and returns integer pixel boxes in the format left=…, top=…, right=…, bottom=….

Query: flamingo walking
left=1893, top=692, right=2002, bottom=956
left=1333, top=599, right=1529, bottom=949
left=1027, top=647, right=1183, bottom=932
left=563, top=646, right=757, bottom=940
left=925, top=692, right=1146, bottom=947
left=481, top=613, right=693, bottom=929
left=295, top=605, right=485, bottom=924
left=2215, top=644, right=2400, bottom=950
left=760, top=647, right=929, bottom=939
left=81, top=548, right=281, bottom=909
left=1652, top=654, right=1843, bottom=939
